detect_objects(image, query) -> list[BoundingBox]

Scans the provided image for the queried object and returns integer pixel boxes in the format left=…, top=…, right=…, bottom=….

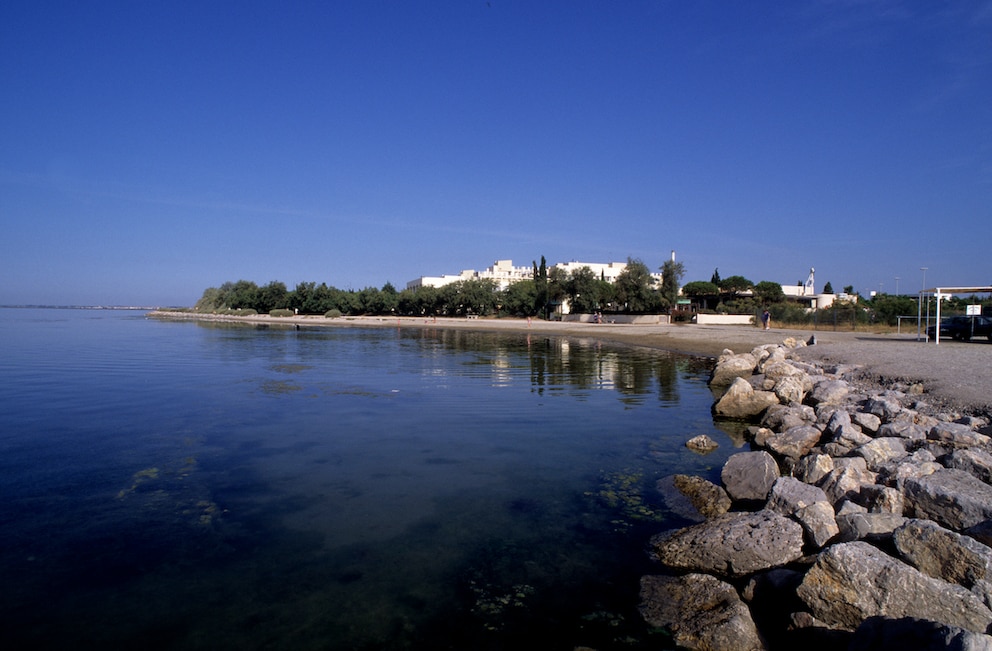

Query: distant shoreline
left=147, top=310, right=992, bottom=415
left=1, top=304, right=159, bottom=311
left=147, top=310, right=818, bottom=358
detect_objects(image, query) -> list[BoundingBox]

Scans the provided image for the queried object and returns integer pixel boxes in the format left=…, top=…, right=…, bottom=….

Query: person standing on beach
left=762, top=310, right=771, bottom=330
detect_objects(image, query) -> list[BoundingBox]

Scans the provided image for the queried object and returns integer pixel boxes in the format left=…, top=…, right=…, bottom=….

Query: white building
left=407, top=259, right=532, bottom=291
left=480, top=259, right=533, bottom=289
left=407, top=258, right=667, bottom=292
left=405, top=272, right=474, bottom=290
left=552, top=260, right=629, bottom=283
left=779, top=267, right=853, bottom=309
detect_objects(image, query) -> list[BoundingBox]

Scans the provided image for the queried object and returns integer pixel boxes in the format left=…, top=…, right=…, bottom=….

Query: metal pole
left=935, top=288, right=942, bottom=344
left=917, top=292, right=923, bottom=340
left=919, top=267, right=928, bottom=341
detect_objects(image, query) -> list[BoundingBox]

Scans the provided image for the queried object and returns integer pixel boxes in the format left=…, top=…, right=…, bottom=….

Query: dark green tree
left=710, top=268, right=721, bottom=285
left=681, top=280, right=719, bottom=311
left=223, top=280, right=261, bottom=310
left=379, top=282, right=399, bottom=314
left=868, top=294, right=918, bottom=326
left=754, top=281, right=785, bottom=303
left=823, top=281, right=834, bottom=294
left=565, top=266, right=599, bottom=313
left=615, top=258, right=660, bottom=313
left=682, top=281, right=719, bottom=298
left=719, top=275, right=754, bottom=296
left=466, top=279, right=499, bottom=315
left=501, top=279, right=538, bottom=316
left=258, top=280, right=289, bottom=313
left=533, top=256, right=549, bottom=318
left=660, top=259, right=686, bottom=308
left=548, top=267, right=568, bottom=311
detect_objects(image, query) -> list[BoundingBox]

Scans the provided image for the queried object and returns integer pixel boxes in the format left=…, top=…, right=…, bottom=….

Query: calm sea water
left=0, top=308, right=740, bottom=650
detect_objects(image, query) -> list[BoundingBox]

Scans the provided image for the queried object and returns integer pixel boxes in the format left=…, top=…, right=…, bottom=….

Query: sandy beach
left=149, top=311, right=992, bottom=416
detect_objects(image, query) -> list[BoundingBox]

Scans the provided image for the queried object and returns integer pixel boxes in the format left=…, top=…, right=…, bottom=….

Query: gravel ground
left=151, top=312, right=992, bottom=417
left=792, top=331, right=992, bottom=417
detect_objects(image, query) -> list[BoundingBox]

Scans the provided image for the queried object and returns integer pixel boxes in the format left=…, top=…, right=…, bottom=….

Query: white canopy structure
left=918, top=286, right=992, bottom=344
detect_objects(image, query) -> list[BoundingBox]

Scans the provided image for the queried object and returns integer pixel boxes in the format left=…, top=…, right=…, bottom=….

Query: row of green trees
left=680, top=269, right=794, bottom=315
left=679, top=267, right=992, bottom=327
left=193, top=257, right=688, bottom=318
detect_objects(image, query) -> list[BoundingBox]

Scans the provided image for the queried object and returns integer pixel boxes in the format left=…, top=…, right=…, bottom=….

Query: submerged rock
left=639, top=573, right=766, bottom=651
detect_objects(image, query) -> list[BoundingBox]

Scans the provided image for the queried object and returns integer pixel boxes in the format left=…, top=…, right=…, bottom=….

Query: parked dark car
left=926, top=315, right=992, bottom=341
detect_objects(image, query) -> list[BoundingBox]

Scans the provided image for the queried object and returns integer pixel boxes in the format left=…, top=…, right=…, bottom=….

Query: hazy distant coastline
left=1, top=305, right=161, bottom=311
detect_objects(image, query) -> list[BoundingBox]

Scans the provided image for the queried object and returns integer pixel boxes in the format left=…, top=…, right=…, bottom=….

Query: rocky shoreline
left=640, top=338, right=992, bottom=650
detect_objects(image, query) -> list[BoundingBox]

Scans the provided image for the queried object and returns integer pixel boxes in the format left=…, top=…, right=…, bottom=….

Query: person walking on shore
left=762, top=309, right=771, bottom=330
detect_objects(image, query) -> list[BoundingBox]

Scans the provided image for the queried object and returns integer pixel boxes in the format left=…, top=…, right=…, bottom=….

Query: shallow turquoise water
left=0, top=308, right=737, bottom=650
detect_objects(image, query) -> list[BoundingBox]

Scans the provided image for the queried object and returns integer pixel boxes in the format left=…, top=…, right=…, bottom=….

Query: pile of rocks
left=639, top=339, right=992, bottom=650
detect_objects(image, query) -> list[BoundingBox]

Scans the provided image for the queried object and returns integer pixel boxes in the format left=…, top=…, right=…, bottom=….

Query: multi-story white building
left=406, top=259, right=533, bottom=291
left=553, top=260, right=628, bottom=283
left=408, top=259, right=664, bottom=291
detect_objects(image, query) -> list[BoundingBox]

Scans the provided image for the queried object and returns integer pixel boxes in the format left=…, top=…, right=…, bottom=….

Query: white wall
left=693, top=314, right=754, bottom=325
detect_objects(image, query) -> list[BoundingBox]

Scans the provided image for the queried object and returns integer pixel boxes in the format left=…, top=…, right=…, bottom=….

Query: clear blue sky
left=2, top=1, right=990, bottom=306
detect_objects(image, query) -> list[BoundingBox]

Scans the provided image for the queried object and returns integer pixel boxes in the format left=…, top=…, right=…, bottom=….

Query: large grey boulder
left=856, top=437, right=909, bottom=471
left=905, top=469, right=992, bottom=530
left=793, top=452, right=834, bottom=485
left=877, top=451, right=942, bottom=492
left=761, top=403, right=816, bottom=432
left=797, top=541, right=992, bottom=633
left=713, top=377, right=779, bottom=420
left=721, top=451, right=779, bottom=502
left=852, top=411, right=882, bottom=435
left=825, top=408, right=854, bottom=436
left=946, top=448, right=992, bottom=485
left=929, top=422, right=992, bottom=449
left=809, top=379, right=850, bottom=406
left=767, top=477, right=838, bottom=548
left=819, top=464, right=877, bottom=505
left=763, top=425, right=823, bottom=461
left=710, top=351, right=758, bottom=387
left=639, top=573, right=766, bottom=651
left=864, top=396, right=905, bottom=422
left=834, top=424, right=873, bottom=449
left=894, top=519, right=992, bottom=590
left=848, top=616, right=992, bottom=651
left=773, top=375, right=807, bottom=404
left=762, top=359, right=805, bottom=382
left=836, top=512, right=907, bottom=542
left=860, top=484, right=906, bottom=514
left=651, top=510, right=804, bottom=577
left=879, top=420, right=928, bottom=440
